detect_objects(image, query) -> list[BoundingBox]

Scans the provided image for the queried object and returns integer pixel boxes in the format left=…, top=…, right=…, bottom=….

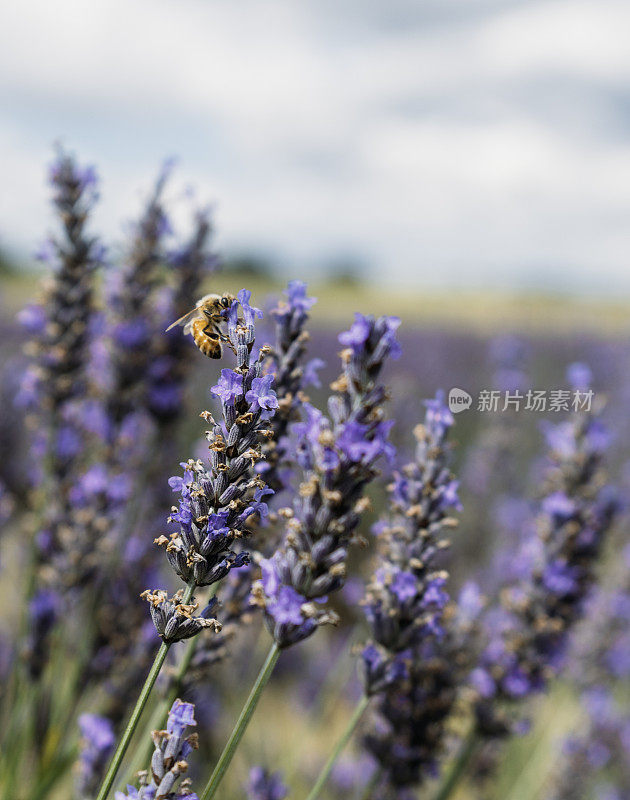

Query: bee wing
left=165, top=306, right=203, bottom=332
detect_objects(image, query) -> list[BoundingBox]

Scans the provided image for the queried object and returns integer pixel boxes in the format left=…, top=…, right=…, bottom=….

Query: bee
left=166, top=293, right=235, bottom=358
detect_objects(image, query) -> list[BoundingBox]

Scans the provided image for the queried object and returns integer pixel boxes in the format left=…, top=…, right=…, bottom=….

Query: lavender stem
left=359, top=768, right=382, bottom=800
left=430, top=727, right=478, bottom=800
left=305, top=693, right=371, bottom=800
left=94, top=580, right=196, bottom=800
left=124, top=583, right=220, bottom=784
left=200, top=642, right=281, bottom=800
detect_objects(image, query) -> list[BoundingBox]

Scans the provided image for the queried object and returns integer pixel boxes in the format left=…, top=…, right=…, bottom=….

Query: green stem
left=95, top=642, right=171, bottom=800
left=305, top=693, right=371, bottom=800
left=200, top=642, right=281, bottom=800
left=285, top=629, right=360, bottom=788
left=431, top=727, right=478, bottom=800
left=359, top=768, right=382, bottom=800
left=94, top=580, right=195, bottom=800
left=124, top=622, right=199, bottom=782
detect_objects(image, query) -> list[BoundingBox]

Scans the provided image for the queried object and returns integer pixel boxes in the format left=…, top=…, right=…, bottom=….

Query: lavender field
left=0, top=154, right=629, bottom=800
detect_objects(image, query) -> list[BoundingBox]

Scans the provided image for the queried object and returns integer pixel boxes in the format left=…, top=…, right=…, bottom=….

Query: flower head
left=338, top=312, right=371, bottom=350
left=245, top=374, right=278, bottom=412
left=211, top=369, right=244, bottom=406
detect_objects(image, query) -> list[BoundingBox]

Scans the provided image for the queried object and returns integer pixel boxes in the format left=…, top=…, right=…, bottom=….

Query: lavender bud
left=141, top=590, right=221, bottom=644
left=115, top=700, right=200, bottom=799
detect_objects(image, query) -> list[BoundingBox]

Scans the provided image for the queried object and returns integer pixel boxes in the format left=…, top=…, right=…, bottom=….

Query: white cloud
left=0, top=0, right=629, bottom=293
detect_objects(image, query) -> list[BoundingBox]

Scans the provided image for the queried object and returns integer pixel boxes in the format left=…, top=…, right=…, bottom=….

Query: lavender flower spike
left=253, top=312, right=400, bottom=648
left=115, top=700, right=200, bottom=799
left=361, top=393, right=458, bottom=696
left=473, top=365, right=620, bottom=740
left=262, top=280, right=322, bottom=492
left=106, top=160, right=173, bottom=430
left=148, top=290, right=276, bottom=640
left=198, top=312, right=400, bottom=800
left=149, top=207, right=218, bottom=423
left=357, top=393, right=472, bottom=798
left=18, top=148, right=104, bottom=674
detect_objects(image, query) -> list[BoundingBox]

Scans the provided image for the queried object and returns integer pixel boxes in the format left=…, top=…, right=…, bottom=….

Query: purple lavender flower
left=76, top=714, right=115, bottom=799
left=303, top=357, right=325, bottom=388
left=473, top=386, right=620, bottom=740
left=245, top=374, right=279, bottom=413
left=284, top=280, right=316, bottom=313
left=16, top=151, right=106, bottom=684
left=141, top=589, right=221, bottom=644
left=19, top=147, right=103, bottom=484
left=262, top=281, right=320, bottom=493
left=542, top=492, right=577, bottom=522
left=115, top=700, right=200, bottom=799
left=256, top=557, right=318, bottom=645
left=25, top=589, right=59, bottom=679
left=211, top=369, right=244, bottom=406
left=252, top=312, right=400, bottom=648
left=17, top=304, right=47, bottom=336
left=361, top=393, right=470, bottom=795
left=338, top=313, right=372, bottom=350
left=104, top=159, right=176, bottom=434
left=148, top=290, right=276, bottom=639
left=149, top=206, right=217, bottom=424
left=238, top=288, right=263, bottom=328
left=246, top=766, right=288, bottom=800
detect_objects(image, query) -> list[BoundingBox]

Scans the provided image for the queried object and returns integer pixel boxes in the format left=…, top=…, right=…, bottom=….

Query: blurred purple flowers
left=4, top=150, right=629, bottom=800
left=473, top=366, right=620, bottom=740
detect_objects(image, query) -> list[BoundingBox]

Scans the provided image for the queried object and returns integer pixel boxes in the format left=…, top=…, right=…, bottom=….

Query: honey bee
left=166, top=293, right=235, bottom=358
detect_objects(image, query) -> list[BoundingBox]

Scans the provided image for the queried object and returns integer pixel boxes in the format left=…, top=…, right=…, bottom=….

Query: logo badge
left=448, top=388, right=472, bottom=413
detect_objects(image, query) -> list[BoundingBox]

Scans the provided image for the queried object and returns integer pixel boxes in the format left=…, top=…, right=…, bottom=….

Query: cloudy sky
left=1, top=0, right=629, bottom=293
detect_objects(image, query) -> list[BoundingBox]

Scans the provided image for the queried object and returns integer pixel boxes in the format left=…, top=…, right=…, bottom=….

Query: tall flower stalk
left=436, top=366, right=620, bottom=800
left=91, top=192, right=217, bottom=720
left=64, top=171, right=217, bottom=733
left=307, top=392, right=467, bottom=800
left=19, top=150, right=104, bottom=601
left=96, top=289, right=276, bottom=800
left=198, top=312, right=400, bottom=800
left=0, top=148, right=105, bottom=800
left=262, top=280, right=323, bottom=494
